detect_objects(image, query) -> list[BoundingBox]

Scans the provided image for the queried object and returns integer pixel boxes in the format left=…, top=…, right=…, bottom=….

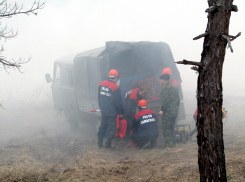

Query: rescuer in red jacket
left=97, top=69, right=125, bottom=150
left=161, top=68, right=180, bottom=91
left=123, top=86, right=147, bottom=140
left=130, top=100, right=159, bottom=149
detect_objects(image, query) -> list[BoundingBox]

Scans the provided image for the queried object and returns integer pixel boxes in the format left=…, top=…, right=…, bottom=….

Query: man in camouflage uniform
left=159, top=74, right=180, bottom=147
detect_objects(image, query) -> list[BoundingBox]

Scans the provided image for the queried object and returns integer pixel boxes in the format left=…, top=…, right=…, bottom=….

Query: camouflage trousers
left=162, top=117, right=176, bottom=147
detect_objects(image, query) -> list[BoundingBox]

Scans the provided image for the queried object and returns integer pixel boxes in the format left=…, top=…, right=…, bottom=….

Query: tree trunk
left=197, top=0, right=234, bottom=181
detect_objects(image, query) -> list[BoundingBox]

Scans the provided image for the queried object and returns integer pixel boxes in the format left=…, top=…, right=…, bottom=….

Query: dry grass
left=0, top=94, right=245, bottom=181
left=58, top=144, right=200, bottom=182
left=0, top=167, right=39, bottom=182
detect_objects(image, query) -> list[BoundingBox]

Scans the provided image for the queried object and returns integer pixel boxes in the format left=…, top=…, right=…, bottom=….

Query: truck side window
left=56, top=66, right=61, bottom=80
left=54, top=65, right=73, bottom=86
left=60, top=68, right=73, bottom=86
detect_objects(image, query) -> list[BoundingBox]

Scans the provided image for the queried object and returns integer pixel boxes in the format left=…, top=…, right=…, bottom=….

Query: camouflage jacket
left=161, top=82, right=180, bottom=118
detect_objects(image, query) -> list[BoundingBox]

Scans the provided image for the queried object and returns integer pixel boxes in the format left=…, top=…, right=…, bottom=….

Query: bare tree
left=176, top=0, right=240, bottom=181
left=0, top=0, right=45, bottom=73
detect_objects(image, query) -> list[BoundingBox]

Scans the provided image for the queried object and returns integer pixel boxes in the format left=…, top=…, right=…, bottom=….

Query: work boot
left=150, top=140, right=157, bottom=149
left=97, top=136, right=103, bottom=149
left=105, top=138, right=116, bottom=150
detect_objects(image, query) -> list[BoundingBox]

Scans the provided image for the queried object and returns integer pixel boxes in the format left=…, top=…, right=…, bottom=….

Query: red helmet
left=109, top=69, right=118, bottom=77
left=138, top=100, right=147, bottom=107
left=162, top=68, right=172, bottom=75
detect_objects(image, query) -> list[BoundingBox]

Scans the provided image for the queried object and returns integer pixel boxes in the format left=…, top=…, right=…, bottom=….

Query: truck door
left=52, top=64, right=64, bottom=111
left=52, top=64, right=78, bottom=120
left=59, top=68, right=78, bottom=119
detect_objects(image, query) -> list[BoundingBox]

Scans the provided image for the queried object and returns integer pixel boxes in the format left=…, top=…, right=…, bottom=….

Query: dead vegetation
left=0, top=94, right=245, bottom=181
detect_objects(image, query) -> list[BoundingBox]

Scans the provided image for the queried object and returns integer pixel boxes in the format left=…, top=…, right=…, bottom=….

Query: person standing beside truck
left=123, top=86, right=147, bottom=140
left=130, top=100, right=159, bottom=149
left=159, top=74, right=180, bottom=147
left=97, top=69, right=125, bottom=150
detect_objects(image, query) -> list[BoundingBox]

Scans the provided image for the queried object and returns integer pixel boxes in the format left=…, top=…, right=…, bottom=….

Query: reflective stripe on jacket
left=132, top=109, right=159, bottom=141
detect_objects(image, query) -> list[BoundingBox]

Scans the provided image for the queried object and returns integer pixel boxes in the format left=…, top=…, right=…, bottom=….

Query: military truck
left=45, top=41, right=185, bottom=130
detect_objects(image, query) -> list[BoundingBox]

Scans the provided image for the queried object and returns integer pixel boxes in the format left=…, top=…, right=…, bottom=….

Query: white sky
left=0, top=0, right=245, bottom=102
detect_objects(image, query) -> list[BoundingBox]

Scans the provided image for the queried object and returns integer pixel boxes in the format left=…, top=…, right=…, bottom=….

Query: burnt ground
left=0, top=94, right=245, bottom=181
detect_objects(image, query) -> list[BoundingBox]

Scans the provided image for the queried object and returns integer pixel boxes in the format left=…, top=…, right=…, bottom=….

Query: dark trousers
left=97, top=115, right=117, bottom=140
left=130, top=132, right=159, bottom=145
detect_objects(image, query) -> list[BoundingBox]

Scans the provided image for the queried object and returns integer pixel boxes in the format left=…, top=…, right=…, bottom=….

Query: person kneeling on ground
left=130, top=100, right=159, bottom=149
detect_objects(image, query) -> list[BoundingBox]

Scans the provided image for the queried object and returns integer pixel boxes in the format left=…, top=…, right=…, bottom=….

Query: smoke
left=0, top=0, right=244, bottom=148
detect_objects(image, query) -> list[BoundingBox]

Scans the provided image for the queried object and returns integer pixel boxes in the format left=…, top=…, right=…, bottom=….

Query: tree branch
left=0, top=1, right=45, bottom=18
left=193, top=32, right=209, bottom=40
left=229, top=32, right=241, bottom=41
left=0, top=1, right=45, bottom=73
left=175, top=59, right=202, bottom=67
left=205, top=6, right=216, bottom=13
left=0, top=56, right=31, bottom=73
left=222, top=35, right=233, bottom=52
left=231, top=5, right=238, bottom=12
left=191, top=66, right=199, bottom=71
left=221, top=32, right=241, bottom=53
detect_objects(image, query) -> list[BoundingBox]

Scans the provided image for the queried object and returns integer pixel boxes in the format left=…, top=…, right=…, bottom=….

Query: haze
left=0, top=1, right=245, bottom=180
left=0, top=0, right=244, bottom=103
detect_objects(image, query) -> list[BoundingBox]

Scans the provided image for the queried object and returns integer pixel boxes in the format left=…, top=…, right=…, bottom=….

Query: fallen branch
left=193, top=32, right=208, bottom=40
left=141, top=142, right=150, bottom=150
left=175, top=59, right=202, bottom=67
